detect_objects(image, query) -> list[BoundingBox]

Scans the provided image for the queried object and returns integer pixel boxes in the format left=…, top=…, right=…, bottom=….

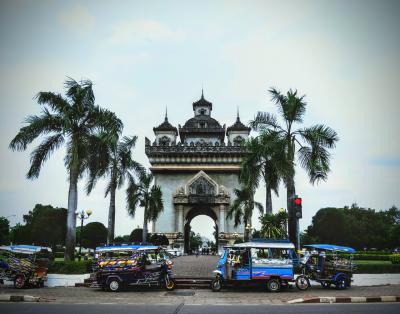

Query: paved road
left=1, top=285, right=399, bottom=305
left=0, top=303, right=399, bottom=314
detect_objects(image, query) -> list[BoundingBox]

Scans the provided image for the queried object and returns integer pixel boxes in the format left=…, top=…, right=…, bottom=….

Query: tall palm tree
left=86, top=135, right=144, bottom=244
left=9, top=78, right=122, bottom=261
left=126, top=172, right=163, bottom=242
left=240, top=131, right=292, bottom=214
left=250, top=88, right=338, bottom=247
left=227, top=187, right=264, bottom=241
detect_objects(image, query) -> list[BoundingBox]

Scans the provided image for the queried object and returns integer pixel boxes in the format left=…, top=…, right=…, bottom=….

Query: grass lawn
left=355, top=260, right=392, bottom=265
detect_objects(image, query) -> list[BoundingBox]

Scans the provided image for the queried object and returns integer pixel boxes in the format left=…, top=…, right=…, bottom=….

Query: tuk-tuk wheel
left=107, top=278, right=122, bottom=292
left=295, top=275, right=310, bottom=291
left=165, top=278, right=175, bottom=291
left=335, top=275, right=348, bottom=290
left=14, top=275, right=26, bottom=289
left=321, top=281, right=331, bottom=289
left=267, top=278, right=281, bottom=292
left=211, top=277, right=222, bottom=292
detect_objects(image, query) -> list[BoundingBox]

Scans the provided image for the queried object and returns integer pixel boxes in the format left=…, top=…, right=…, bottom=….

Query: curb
left=288, top=296, right=400, bottom=304
left=0, top=295, right=42, bottom=302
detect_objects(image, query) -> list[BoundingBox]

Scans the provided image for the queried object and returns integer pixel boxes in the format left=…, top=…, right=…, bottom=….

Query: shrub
left=390, top=254, right=400, bottom=264
left=47, top=260, right=92, bottom=274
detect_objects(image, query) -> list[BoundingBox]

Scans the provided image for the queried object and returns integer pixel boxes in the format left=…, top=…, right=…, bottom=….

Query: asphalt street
left=0, top=303, right=400, bottom=314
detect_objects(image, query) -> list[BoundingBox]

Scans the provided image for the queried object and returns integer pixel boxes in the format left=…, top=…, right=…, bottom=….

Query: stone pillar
left=219, top=204, right=225, bottom=233
left=177, top=205, right=184, bottom=233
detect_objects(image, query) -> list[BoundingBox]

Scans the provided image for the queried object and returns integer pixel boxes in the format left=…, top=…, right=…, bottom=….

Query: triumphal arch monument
left=145, top=92, right=250, bottom=252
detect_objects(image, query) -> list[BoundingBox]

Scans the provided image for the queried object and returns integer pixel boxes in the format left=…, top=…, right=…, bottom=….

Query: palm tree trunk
left=243, top=218, right=249, bottom=242
left=286, top=175, right=297, bottom=247
left=142, top=209, right=148, bottom=243
left=107, top=185, right=116, bottom=245
left=265, top=185, right=273, bottom=214
left=64, top=168, right=78, bottom=261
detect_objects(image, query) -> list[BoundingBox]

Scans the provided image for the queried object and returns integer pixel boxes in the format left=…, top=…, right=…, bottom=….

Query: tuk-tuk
left=93, top=245, right=175, bottom=292
left=0, top=245, right=51, bottom=289
left=295, top=244, right=356, bottom=290
left=211, top=240, right=298, bottom=292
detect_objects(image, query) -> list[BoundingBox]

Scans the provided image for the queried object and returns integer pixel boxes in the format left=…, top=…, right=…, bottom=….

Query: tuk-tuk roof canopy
left=95, top=245, right=159, bottom=252
left=304, top=244, right=356, bottom=253
left=0, top=245, right=52, bottom=254
left=232, top=241, right=295, bottom=249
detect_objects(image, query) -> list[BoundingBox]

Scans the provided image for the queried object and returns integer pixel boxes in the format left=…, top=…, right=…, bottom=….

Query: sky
left=0, top=0, right=399, bottom=241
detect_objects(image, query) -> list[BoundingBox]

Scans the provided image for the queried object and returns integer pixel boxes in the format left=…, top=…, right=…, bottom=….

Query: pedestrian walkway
left=173, top=255, right=219, bottom=278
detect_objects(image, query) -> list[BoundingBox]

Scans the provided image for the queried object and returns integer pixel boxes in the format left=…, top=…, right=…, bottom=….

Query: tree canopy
left=303, top=205, right=400, bottom=250
left=11, top=204, right=67, bottom=251
left=0, top=217, right=10, bottom=245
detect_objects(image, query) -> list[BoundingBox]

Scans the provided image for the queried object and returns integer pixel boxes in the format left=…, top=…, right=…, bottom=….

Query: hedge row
left=355, top=263, right=400, bottom=273
left=47, top=260, right=93, bottom=274
left=337, top=254, right=391, bottom=261
left=391, top=254, right=400, bottom=264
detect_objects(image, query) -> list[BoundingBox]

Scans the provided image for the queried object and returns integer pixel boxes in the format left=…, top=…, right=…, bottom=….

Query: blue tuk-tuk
left=295, top=244, right=356, bottom=290
left=211, top=240, right=298, bottom=292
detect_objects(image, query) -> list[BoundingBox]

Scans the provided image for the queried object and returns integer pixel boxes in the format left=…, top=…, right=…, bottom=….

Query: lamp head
left=85, top=209, right=93, bottom=217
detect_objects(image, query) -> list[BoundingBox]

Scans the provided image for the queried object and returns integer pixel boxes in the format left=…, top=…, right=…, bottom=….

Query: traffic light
left=294, top=196, right=302, bottom=219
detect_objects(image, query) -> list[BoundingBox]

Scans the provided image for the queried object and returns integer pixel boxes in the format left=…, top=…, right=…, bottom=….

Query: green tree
left=87, top=135, right=144, bottom=244
left=149, top=233, right=169, bottom=246
left=126, top=172, right=164, bottom=243
left=10, top=223, right=31, bottom=245
left=240, top=131, right=291, bottom=214
left=113, top=235, right=131, bottom=243
left=259, top=211, right=288, bottom=239
left=305, top=205, right=400, bottom=250
left=81, top=222, right=107, bottom=250
left=189, top=232, right=202, bottom=251
left=9, top=78, right=122, bottom=261
left=10, top=204, right=67, bottom=251
left=250, top=88, right=338, bottom=247
left=0, top=217, right=10, bottom=245
left=227, top=187, right=263, bottom=241
left=129, top=228, right=144, bottom=243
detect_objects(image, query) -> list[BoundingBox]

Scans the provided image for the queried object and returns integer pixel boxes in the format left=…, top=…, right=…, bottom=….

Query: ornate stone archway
left=172, top=171, right=232, bottom=252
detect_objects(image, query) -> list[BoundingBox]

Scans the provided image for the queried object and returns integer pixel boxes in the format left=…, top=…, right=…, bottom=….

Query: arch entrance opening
left=184, top=207, right=218, bottom=254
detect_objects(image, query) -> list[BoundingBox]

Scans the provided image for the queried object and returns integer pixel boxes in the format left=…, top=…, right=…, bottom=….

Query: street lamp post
left=76, top=209, right=92, bottom=261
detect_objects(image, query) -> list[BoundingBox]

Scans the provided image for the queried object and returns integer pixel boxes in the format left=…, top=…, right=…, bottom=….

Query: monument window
left=200, top=109, right=206, bottom=115
left=233, top=136, right=244, bottom=146
left=159, top=136, right=170, bottom=146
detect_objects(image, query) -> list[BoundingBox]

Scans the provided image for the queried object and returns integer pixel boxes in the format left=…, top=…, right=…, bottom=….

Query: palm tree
left=260, top=211, right=288, bottom=239
left=227, top=187, right=264, bottom=241
left=240, top=131, right=292, bottom=214
left=250, top=88, right=338, bottom=247
left=86, top=135, right=144, bottom=244
left=126, top=171, right=163, bottom=242
left=9, top=78, right=122, bottom=261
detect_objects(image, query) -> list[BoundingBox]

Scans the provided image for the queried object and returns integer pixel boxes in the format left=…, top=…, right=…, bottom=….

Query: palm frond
left=35, top=92, right=70, bottom=115
left=27, top=134, right=64, bottom=179
left=298, top=124, right=339, bottom=149
left=9, top=112, right=63, bottom=151
left=249, top=112, right=279, bottom=131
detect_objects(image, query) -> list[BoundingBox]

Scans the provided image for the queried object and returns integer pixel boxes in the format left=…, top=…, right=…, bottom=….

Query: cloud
left=59, top=4, right=95, bottom=36
left=110, top=19, right=185, bottom=44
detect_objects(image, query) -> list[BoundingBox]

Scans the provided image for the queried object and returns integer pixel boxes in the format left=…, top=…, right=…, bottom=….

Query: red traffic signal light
left=294, top=197, right=302, bottom=205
